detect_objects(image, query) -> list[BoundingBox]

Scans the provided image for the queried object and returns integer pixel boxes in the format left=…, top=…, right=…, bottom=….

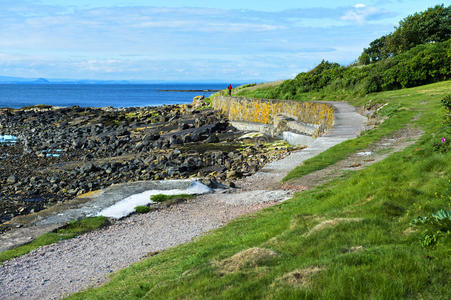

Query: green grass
left=150, top=194, right=195, bottom=203
left=236, top=84, right=283, bottom=99
left=134, top=206, right=151, bottom=214
left=69, top=81, right=450, bottom=299
left=0, top=216, right=108, bottom=264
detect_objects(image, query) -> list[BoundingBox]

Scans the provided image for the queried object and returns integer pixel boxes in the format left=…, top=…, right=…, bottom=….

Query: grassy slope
left=0, top=217, right=108, bottom=264
left=70, top=81, right=450, bottom=299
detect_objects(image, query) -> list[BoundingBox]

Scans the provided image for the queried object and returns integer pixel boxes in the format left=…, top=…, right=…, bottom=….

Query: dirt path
left=0, top=102, right=367, bottom=300
left=282, top=126, right=423, bottom=190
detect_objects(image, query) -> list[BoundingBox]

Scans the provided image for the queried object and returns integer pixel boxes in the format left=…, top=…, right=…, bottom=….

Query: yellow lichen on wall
left=212, top=96, right=334, bottom=136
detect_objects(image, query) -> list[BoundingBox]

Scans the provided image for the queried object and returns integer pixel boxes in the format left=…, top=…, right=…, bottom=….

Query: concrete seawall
left=212, top=96, right=335, bottom=138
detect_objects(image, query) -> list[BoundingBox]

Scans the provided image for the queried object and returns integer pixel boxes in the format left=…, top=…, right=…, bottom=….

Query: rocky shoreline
left=0, top=100, right=298, bottom=232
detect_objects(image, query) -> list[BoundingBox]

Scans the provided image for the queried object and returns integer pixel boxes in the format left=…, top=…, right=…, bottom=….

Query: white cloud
left=0, top=2, right=397, bottom=80
left=341, top=6, right=382, bottom=24
left=354, top=3, right=366, bottom=9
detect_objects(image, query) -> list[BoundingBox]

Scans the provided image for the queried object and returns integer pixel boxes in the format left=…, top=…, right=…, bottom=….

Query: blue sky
left=0, top=0, right=445, bottom=81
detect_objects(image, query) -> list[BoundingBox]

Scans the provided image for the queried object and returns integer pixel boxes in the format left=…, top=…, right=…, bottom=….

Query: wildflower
left=441, top=137, right=446, bottom=143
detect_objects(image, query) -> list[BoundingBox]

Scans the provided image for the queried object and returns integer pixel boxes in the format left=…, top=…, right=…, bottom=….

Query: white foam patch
left=357, top=151, right=373, bottom=156
left=98, top=181, right=211, bottom=219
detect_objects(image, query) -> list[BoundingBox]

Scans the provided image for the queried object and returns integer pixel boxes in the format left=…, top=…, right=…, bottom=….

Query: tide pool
left=0, top=135, right=17, bottom=144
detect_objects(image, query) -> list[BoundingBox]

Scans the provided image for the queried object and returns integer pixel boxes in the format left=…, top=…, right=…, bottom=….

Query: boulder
left=7, top=175, right=17, bottom=184
left=192, top=95, right=206, bottom=109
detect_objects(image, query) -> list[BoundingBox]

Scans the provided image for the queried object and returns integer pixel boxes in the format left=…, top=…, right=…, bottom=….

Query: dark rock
left=80, top=162, right=97, bottom=174
left=205, top=134, right=219, bottom=143
left=7, top=175, right=16, bottom=184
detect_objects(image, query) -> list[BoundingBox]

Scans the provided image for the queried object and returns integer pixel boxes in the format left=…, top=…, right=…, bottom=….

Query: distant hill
left=0, top=76, right=131, bottom=84
left=31, top=78, right=50, bottom=84
left=0, top=76, right=244, bottom=85
left=0, top=75, right=37, bottom=83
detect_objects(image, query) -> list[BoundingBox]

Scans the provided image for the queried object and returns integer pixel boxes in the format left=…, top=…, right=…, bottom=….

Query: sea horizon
left=0, top=82, right=244, bottom=109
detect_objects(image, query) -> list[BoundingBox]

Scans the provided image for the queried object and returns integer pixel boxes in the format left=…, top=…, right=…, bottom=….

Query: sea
left=0, top=83, right=235, bottom=109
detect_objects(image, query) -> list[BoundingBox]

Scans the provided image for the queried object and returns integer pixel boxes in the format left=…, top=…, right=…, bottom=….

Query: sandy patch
left=213, top=247, right=278, bottom=274
left=276, top=266, right=323, bottom=289
left=304, top=218, right=363, bottom=237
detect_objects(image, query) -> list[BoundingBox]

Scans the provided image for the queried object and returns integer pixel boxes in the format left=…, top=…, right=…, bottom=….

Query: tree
left=388, top=4, right=451, bottom=55
left=359, top=4, right=451, bottom=63
left=363, top=36, right=389, bottom=63
left=358, top=51, right=371, bottom=65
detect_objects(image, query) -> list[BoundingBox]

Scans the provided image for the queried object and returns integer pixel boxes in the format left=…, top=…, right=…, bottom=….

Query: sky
left=0, top=0, right=446, bottom=82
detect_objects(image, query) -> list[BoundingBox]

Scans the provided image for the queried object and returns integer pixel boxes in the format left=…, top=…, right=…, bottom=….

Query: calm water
left=0, top=83, right=232, bottom=108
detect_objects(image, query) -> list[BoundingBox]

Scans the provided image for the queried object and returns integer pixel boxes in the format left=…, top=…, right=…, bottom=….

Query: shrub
left=412, top=209, right=451, bottom=247
left=239, top=6, right=450, bottom=100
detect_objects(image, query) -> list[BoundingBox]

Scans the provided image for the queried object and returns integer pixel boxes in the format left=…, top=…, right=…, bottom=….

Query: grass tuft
left=134, top=206, right=150, bottom=214
left=0, top=216, right=108, bottom=264
left=150, top=194, right=195, bottom=203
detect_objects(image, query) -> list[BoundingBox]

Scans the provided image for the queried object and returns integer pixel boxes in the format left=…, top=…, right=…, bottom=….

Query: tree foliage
left=360, top=4, right=450, bottom=64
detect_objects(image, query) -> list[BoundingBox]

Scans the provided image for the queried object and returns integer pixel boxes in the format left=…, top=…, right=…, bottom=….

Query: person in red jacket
left=228, top=84, right=232, bottom=96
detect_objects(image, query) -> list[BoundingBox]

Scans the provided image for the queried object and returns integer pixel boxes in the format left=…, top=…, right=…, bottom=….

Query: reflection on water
left=43, top=149, right=64, bottom=158
left=0, top=135, right=17, bottom=144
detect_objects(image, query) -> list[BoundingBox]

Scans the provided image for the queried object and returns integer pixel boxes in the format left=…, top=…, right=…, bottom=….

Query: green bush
left=412, top=209, right=451, bottom=247
left=432, top=95, right=451, bottom=153
left=151, top=194, right=170, bottom=203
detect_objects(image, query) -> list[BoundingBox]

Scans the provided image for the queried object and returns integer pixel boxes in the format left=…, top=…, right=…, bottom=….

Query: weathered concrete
left=212, top=96, right=334, bottom=137
left=282, top=132, right=315, bottom=146
left=230, top=121, right=275, bottom=136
